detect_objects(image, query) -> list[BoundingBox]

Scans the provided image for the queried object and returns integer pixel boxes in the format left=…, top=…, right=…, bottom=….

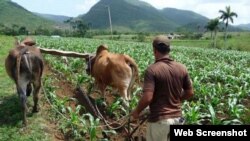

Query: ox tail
left=124, top=55, right=139, bottom=99
left=16, top=48, right=30, bottom=86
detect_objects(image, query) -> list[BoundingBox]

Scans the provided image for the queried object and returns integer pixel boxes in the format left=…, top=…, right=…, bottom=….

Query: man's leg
left=146, top=117, right=182, bottom=141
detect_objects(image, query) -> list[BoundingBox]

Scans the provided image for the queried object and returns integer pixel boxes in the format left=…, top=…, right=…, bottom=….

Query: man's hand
left=131, top=109, right=140, bottom=120
left=131, top=91, right=153, bottom=120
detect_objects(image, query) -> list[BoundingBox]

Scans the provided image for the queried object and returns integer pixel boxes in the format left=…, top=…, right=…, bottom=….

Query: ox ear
left=96, top=44, right=108, bottom=55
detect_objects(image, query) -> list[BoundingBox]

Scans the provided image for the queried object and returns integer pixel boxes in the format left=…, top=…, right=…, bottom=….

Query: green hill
left=160, top=8, right=209, bottom=32
left=1, top=0, right=243, bottom=33
left=34, top=13, right=71, bottom=23
left=237, top=23, right=250, bottom=31
left=160, top=8, right=209, bottom=26
left=0, top=0, right=61, bottom=32
left=80, top=0, right=210, bottom=32
left=80, top=0, right=178, bottom=32
left=80, top=0, right=243, bottom=32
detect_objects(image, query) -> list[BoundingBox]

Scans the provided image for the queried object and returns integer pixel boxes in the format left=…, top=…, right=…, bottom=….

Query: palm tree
left=219, top=6, right=238, bottom=46
left=205, top=18, right=219, bottom=48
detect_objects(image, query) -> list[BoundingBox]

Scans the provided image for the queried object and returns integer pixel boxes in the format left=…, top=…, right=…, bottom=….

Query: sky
left=11, top=0, right=250, bottom=25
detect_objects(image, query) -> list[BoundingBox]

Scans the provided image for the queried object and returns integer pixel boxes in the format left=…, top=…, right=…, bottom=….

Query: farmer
left=131, top=35, right=194, bottom=141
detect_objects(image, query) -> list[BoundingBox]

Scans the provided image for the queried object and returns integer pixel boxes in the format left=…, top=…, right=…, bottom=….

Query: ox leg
left=26, top=83, right=32, bottom=97
left=17, top=88, right=28, bottom=126
left=99, top=84, right=106, bottom=101
left=17, top=78, right=29, bottom=126
left=119, top=88, right=129, bottom=108
left=120, top=88, right=129, bottom=101
left=32, top=79, right=41, bottom=113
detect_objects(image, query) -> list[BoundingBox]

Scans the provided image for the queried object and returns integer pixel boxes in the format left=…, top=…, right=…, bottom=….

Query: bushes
left=131, top=32, right=147, bottom=42
left=182, top=32, right=204, bottom=40
left=137, top=32, right=146, bottom=42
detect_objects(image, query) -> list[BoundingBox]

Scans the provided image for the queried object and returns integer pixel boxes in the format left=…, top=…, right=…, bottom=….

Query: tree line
left=0, top=19, right=89, bottom=37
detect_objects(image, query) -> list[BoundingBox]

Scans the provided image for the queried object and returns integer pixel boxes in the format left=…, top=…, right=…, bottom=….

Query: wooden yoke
left=38, top=47, right=95, bottom=58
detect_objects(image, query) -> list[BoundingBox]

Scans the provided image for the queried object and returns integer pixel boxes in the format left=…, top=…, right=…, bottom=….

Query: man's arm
left=131, top=91, right=153, bottom=119
left=182, top=69, right=194, bottom=101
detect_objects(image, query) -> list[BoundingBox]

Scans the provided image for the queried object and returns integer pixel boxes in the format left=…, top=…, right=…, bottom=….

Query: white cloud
left=75, top=0, right=99, bottom=15
left=140, top=0, right=197, bottom=10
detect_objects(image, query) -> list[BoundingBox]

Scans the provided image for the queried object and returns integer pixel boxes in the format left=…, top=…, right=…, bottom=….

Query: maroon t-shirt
left=143, top=56, right=192, bottom=122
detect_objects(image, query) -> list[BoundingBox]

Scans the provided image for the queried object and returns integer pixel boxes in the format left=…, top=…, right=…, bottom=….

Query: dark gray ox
left=5, top=37, right=44, bottom=126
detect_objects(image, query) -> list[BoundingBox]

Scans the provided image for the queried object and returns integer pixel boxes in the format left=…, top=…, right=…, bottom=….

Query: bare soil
left=242, top=96, right=250, bottom=123
left=43, top=63, right=147, bottom=141
left=40, top=64, right=65, bottom=141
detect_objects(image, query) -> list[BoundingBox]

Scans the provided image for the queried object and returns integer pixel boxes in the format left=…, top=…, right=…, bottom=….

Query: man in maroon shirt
left=131, top=35, right=194, bottom=141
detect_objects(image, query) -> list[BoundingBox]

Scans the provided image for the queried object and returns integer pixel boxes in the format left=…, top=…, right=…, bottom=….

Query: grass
left=0, top=35, right=54, bottom=141
left=224, top=32, right=250, bottom=51
left=172, top=32, right=250, bottom=51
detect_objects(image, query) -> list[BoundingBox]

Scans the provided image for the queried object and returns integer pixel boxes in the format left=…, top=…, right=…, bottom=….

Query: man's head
left=152, top=35, right=171, bottom=55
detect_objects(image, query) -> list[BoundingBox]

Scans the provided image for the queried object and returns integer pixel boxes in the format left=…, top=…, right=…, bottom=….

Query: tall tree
left=65, top=19, right=89, bottom=37
left=219, top=6, right=238, bottom=46
left=205, top=18, right=219, bottom=48
left=18, top=26, right=28, bottom=35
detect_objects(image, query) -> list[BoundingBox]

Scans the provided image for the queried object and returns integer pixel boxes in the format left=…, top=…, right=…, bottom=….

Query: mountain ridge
left=80, top=0, right=179, bottom=32
left=79, top=0, right=212, bottom=32
left=0, top=0, right=63, bottom=32
left=237, top=23, right=250, bottom=31
left=34, top=13, right=72, bottom=23
left=1, top=0, right=244, bottom=33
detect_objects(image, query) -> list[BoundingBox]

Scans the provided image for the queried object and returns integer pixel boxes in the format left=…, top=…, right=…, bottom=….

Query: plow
left=75, top=87, right=147, bottom=140
left=39, top=47, right=147, bottom=140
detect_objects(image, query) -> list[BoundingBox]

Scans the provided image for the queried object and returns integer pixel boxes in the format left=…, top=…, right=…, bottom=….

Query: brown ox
left=5, top=37, right=44, bottom=126
left=86, top=45, right=139, bottom=101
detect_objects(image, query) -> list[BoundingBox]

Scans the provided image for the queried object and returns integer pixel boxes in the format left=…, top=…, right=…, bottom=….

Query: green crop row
left=34, top=36, right=250, bottom=139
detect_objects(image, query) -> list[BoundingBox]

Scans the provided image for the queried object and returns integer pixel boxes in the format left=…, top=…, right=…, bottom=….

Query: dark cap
left=152, top=35, right=170, bottom=48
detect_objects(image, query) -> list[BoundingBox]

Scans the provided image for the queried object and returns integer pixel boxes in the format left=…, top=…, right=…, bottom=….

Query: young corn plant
left=62, top=105, right=86, bottom=139
left=129, top=87, right=142, bottom=109
left=83, top=113, right=101, bottom=141
left=207, top=104, right=221, bottom=124
left=107, top=98, right=122, bottom=117
left=227, top=98, right=245, bottom=119
left=182, top=101, right=202, bottom=124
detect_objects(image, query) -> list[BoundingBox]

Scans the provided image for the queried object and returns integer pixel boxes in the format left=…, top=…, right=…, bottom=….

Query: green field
left=0, top=35, right=250, bottom=140
left=172, top=32, right=250, bottom=51
left=92, top=32, right=250, bottom=51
